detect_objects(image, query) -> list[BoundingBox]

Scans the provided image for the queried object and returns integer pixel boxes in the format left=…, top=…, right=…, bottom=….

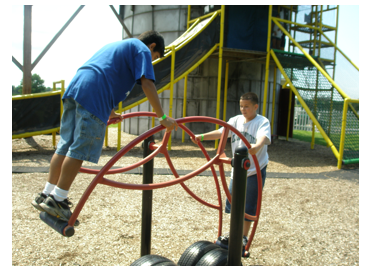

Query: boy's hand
left=160, top=116, right=178, bottom=133
left=190, top=135, right=202, bottom=145
left=248, top=136, right=270, bottom=155
left=248, top=144, right=260, bottom=155
left=109, top=110, right=123, bottom=124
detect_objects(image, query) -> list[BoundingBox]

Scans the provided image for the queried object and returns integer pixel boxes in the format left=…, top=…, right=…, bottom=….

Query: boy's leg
left=40, top=156, right=83, bottom=224
left=47, top=153, right=66, bottom=185
left=40, top=99, right=106, bottom=223
left=56, top=156, right=83, bottom=191
left=31, top=154, right=65, bottom=211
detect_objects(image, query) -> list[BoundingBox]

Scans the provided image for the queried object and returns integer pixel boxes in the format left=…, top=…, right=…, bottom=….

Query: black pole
left=140, top=135, right=155, bottom=257
left=227, top=145, right=250, bottom=266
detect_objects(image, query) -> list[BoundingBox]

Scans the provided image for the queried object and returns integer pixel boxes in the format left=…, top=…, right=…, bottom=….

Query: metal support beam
left=31, top=5, right=84, bottom=71
left=227, top=145, right=249, bottom=266
left=110, top=5, right=132, bottom=38
left=12, top=56, right=23, bottom=71
left=23, top=5, right=32, bottom=94
left=140, top=136, right=155, bottom=256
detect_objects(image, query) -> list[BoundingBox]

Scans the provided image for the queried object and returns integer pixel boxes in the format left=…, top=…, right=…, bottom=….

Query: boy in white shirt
left=191, top=92, right=271, bottom=256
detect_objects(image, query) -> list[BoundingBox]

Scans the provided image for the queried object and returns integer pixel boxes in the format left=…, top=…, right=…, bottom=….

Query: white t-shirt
left=219, top=114, right=271, bottom=177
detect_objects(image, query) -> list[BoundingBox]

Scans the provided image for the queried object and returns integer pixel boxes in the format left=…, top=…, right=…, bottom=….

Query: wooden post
left=23, top=5, right=32, bottom=94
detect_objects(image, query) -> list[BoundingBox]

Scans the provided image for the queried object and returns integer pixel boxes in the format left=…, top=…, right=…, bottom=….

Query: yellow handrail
left=154, top=12, right=219, bottom=65
left=188, top=9, right=221, bottom=25
left=319, top=30, right=359, bottom=71
left=12, top=90, right=61, bottom=100
left=12, top=128, right=60, bottom=139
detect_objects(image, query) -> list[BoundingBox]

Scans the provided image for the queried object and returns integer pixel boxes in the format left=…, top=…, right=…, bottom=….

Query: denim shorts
left=55, top=98, right=106, bottom=164
left=225, top=166, right=267, bottom=222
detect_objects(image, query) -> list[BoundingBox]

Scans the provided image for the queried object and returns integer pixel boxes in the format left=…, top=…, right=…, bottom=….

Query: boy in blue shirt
left=32, top=31, right=178, bottom=224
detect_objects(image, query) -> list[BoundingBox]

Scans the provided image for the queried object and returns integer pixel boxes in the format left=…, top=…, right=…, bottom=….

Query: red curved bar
left=68, top=112, right=262, bottom=253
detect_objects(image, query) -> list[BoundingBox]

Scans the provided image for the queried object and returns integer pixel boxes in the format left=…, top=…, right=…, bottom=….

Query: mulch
left=11, top=129, right=359, bottom=266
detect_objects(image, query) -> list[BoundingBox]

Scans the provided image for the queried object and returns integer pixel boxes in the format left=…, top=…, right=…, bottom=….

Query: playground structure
left=267, top=5, right=359, bottom=169
left=12, top=80, right=65, bottom=148
left=109, top=5, right=359, bottom=169
left=12, top=5, right=359, bottom=168
left=40, top=113, right=262, bottom=266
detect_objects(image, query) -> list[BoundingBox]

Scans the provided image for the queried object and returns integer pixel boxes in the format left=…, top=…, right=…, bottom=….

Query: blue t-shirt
left=63, top=38, right=155, bottom=124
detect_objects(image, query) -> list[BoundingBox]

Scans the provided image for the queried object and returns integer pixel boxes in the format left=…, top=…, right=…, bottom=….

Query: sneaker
left=31, top=193, right=48, bottom=211
left=39, top=195, right=80, bottom=226
left=216, top=233, right=248, bottom=255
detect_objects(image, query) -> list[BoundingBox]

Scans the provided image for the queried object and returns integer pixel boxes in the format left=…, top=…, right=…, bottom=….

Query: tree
left=12, top=73, right=49, bottom=95
left=30, top=73, right=47, bottom=93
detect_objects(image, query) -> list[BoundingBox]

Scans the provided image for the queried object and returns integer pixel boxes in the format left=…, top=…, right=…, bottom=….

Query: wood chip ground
left=12, top=128, right=359, bottom=266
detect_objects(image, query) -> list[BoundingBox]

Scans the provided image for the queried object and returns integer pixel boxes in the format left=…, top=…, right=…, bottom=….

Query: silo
left=120, top=5, right=281, bottom=140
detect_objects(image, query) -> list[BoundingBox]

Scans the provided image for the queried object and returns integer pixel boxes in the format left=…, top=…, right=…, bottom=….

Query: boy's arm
left=190, top=129, right=222, bottom=145
left=248, top=135, right=270, bottom=155
left=140, top=76, right=178, bottom=133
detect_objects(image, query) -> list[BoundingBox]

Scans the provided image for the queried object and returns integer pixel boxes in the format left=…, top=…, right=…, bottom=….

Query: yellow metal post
left=332, top=5, right=339, bottom=80
left=215, top=5, right=225, bottom=149
left=292, top=6, right=297, bottom=53
left=262, top=5, right=273, bottom=117
left=223, top=60, right=229, bottom=122
left=105, top=123, right=109, bottom=147
left=182, top=76, right=188, bottom=142
left=271, top=67, right=277, bottom=135
left=55, top=80, right=65, bottom=148
left=337, top=99, right=349, bottom=169
left=168, top=45, right=176, bottom=150
left=286, top=88, right=292, bottom=141
left=187, top=5, right=191, bottom=29
left=117, top=102, right=122, bottom=151
left=337, top=98, right=359, bottom=169
left=151, top=107, right=155, bottom=129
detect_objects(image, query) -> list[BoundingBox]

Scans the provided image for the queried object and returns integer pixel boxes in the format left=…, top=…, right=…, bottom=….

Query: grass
left=292, top=130, right=328, bottom=147
left=292, top=130, right=359, bottom=151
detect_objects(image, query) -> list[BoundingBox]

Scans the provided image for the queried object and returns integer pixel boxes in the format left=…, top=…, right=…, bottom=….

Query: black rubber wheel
left=130, top=255, right=175, bottom=266
left=178, top=240, right=221, bottom=266
left=196, top=248, right=229, bottom=266
left=154, top=261, right=177, bottom=266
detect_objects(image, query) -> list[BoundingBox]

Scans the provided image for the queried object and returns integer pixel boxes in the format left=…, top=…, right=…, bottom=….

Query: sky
left=11, top=5, right=360, bottom=97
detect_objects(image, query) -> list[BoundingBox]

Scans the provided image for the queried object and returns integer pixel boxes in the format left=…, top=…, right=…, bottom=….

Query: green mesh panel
left=274, top=50, right=359, bottom=163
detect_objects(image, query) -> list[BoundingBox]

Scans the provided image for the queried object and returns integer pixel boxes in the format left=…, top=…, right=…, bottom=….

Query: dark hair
left=240, top=92, right=258, bottom=105
left=138, top=30, right=165, bottom=58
